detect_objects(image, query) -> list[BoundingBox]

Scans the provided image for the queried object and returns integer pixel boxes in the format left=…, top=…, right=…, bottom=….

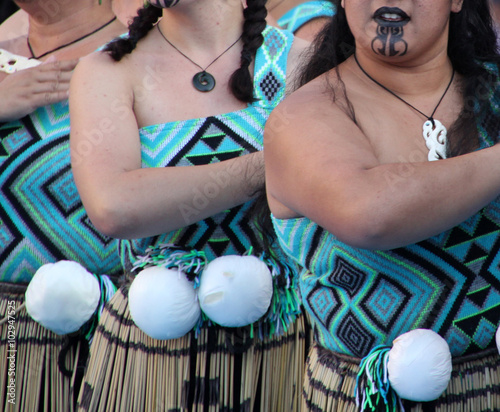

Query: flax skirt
left=0, top=283, right=86, bottom=412
left=303, top=344, right=500, bottom=412
left=77, top=286, right=311, bottom=412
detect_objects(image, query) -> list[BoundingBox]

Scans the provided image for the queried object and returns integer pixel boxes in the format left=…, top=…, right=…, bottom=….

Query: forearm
left=77, top=152, right=264, bottom=239
left=300, top=146, right=500, bottom=250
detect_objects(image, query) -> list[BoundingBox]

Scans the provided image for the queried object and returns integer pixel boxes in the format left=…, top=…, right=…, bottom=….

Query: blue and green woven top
left=272, top=62, right=500, bottom=358
left=0, top=100, right=122, bottom=282
left=120, top=26, right=294, bottom=268
left=277, top=1, right=335, bottom=34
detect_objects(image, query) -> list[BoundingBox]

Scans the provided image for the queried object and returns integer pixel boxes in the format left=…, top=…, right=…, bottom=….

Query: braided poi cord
left=245, top=247, right=301, bottom=339
left=355, top=345, right=405, bottom=412
left=132, top=243, right=208, bottom=285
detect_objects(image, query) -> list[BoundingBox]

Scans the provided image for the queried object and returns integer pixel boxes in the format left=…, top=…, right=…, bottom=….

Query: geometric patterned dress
left=273, top=211, right=500, bottom=358
left=272, top=62, right=500, bottom=359
left=0, top=100, right=122, bottom=282
left=77, top=26, right=309, bottom=412
left=0, top=47, right=122, bottom=412
left=277, top=0, right=335, bottom=34
left=120, top=25, right=295, bottom=269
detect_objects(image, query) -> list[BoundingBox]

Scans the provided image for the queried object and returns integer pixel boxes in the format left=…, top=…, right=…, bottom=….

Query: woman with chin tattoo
left=70, top=0, right=311, bottom=411
left=265, top=0, right=500, bottom=410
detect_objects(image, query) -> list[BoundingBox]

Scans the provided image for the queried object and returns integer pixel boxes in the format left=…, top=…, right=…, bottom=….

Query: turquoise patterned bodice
left=277, top=1, right=335, bottom=34
left=273, top=206, right=500, bottom=358
left=120, top=26, right=294, bottom=268
left=0, top=101, right=122, bottom=282
left=272, top=62, right=500, bottom=358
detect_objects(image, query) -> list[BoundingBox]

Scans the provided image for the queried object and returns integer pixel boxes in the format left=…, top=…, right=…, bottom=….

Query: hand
left=0, top=57, right=78, bottom=122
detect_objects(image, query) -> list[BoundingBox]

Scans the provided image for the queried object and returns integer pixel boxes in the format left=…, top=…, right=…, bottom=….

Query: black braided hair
left=104, top=5, right=162, bottom=61
left=105, top=1, right=267, bottom=104
left=229, top=0, right=268, bottom=103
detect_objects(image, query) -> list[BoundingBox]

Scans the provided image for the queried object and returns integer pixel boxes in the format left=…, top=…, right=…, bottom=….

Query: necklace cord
left=27, top=16, right=118, bottom=60
left=156, top=24, right=242, bottom=73
left=354, top=54, right=455, bottom=127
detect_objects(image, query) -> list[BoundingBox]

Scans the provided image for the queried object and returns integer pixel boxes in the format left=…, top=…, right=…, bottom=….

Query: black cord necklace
left=354, top=54, right=455, bottom=161
left=157, top=24, right=242, bottom=92
left=27, top=16, right=117, bottom=60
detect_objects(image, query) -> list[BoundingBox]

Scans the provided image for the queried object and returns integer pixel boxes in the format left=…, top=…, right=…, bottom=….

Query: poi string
left=354, top=54, right=455, bottom=161
left=157, top=24, right=242, bottom=92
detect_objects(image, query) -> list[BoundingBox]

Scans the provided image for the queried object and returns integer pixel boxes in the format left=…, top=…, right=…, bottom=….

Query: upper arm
left=69, top=52, right=140, bottom=213
left=264, top=80, right=380, bottom=239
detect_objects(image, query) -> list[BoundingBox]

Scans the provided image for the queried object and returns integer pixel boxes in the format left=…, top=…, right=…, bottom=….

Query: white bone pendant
left=423, top=119, right=447, bottom=161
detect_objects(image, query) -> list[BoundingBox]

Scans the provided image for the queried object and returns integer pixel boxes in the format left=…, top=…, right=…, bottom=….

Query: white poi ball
left=496, top=323, right=500, bottom=354
left=128, top=266, right=201, bottom=340
left=198, top=255, right=273, bottom=327
left=387, top=329, right=452, bottom=402
left=25, top=260, right=100, bottom=335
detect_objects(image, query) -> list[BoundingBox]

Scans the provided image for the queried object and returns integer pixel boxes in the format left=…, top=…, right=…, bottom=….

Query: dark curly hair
left=104, top=1, right=267, bottom=103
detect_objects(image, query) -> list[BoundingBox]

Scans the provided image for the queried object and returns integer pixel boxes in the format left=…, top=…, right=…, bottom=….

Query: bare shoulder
left=70, top=48, right=136, bottom=114
left=73, top=47, right=131, bottom=88
left=274, top=72, right=340, bottom=123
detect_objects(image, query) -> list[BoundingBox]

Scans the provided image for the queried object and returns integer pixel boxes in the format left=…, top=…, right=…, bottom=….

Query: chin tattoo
left=371, top=25, right=408, bottom=57
left=147, top=0, right=181, bottom=8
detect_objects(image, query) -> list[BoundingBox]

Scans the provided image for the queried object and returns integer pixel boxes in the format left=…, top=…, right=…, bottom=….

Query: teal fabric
left=120, top=26, right=295, bottom=268
left=272, top=62, right=500, bottom=358
left=277, top=1, right=335, bottom=34
left=0, top=102, right=122, bottom=282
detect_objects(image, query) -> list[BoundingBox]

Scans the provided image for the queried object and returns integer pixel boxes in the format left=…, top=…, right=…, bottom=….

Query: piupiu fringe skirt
left=77, top=286, right=310, bottom=412
left=0, top=283, right=86, bottom=412
left=303, top=344, right=500, bottom=412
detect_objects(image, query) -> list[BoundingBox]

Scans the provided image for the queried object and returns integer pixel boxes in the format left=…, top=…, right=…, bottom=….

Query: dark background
left=0, top=2, right=19, bottom=25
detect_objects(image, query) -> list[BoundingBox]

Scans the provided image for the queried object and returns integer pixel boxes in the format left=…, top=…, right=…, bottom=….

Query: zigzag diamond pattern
left=360, top=274, right=411, bottom=333
left=306, top=285, right=341, bottom=331
left=278, top=202, right=500, bottom=356
left=327, top=257, right=366, bottom=298
left=127, top=26, right=292, bottom=263
left=337, top=311, right=376, bottom=358
left=131, top=115, right=266, bottom=262
left=0, top=104, right=121, bottom=282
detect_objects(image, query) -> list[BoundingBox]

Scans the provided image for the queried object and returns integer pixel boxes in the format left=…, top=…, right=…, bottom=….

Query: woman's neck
left=25, top=0, right=117, bottom=58
left=268, top=0, right=306, bottom=20
left=350, top=51, right=454, bottom=99
left=157, top=2, right=245, bottom=53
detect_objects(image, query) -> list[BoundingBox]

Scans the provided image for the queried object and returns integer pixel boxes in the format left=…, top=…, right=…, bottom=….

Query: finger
left=36, top=90, right=70, bottom=107
left=31, top=79, right=71, bottom=94
left=38, top=58, right=79, bottom=73
left=32, top=69, right=73, bottom=85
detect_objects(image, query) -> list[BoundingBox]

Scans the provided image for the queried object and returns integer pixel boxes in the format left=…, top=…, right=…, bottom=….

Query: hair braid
left=104, top=6, right=163, bottom=61
left=229, top=0, right=267, bottom=103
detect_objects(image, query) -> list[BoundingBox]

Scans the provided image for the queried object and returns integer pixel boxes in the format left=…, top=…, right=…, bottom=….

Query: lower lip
left=374, top=17, right=409, bottom=27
